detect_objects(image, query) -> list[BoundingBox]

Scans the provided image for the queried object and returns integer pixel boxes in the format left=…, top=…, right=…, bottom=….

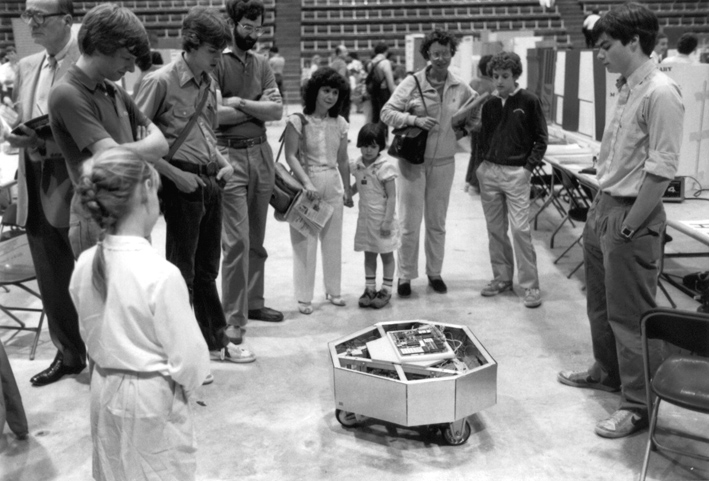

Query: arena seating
left=580, top=0, right=709, bottom=32
left=300, top=0, right=567, bottom=64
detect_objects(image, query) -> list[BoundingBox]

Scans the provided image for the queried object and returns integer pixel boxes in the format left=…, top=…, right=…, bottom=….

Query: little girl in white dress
left=350, top=123, right=400, bottom=309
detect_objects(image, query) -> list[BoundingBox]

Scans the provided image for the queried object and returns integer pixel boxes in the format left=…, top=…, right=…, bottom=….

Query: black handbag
left=387, top=73, right=429, bottom=165
left=270, top=113, right=308, bottom=218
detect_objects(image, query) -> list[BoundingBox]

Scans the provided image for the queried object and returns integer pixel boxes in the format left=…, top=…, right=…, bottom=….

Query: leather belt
left=219, top=134, right=268, bottom=149
left=171, top=159, right=220, bottom=176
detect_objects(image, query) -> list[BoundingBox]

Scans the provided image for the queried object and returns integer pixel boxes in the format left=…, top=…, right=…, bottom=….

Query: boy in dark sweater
left=476, top=51, right=547, bottom=308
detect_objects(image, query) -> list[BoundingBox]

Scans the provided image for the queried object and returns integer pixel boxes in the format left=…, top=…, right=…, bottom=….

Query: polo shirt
left=213, top=49, right=278, bottom=140
left=49, top=64, right=149, bottom=185
left=135, top=53, right=218, bottom=165
left=597, top=59, right=684, bottom=197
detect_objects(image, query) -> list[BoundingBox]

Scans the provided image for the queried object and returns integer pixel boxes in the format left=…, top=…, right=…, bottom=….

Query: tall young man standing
left=136, top=7, right=254, bottom=363
left=558, top=2, right=684, bottom=439
left=5, top=0, right=84, bottom=386
left=49, top=3, right=168, bottom=256
left=214, top=0, right=284, bottom=352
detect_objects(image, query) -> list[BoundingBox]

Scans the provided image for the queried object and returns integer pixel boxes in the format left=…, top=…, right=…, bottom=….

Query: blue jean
left=162, top=173, right=227, bottom=351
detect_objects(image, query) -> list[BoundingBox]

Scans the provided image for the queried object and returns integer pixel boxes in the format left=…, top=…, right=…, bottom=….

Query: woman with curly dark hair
left=381, top=29, right=476, bottom=298
left=284, top=67, right=353, bottom=314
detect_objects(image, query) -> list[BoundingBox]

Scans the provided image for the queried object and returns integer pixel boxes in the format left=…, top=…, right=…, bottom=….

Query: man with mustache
left=214, top=0, right=284, bottom=357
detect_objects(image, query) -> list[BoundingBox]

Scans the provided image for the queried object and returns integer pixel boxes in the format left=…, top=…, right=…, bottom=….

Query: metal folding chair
left=640, top=308, right=709, bottom=481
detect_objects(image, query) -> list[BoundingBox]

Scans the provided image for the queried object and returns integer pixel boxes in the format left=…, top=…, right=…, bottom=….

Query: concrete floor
left=1, top=109, right=708, bottom=481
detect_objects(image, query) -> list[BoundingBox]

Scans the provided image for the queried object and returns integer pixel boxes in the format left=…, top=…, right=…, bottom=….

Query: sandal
left=298, top=301, right=313, bottom=315
left=326, top=293, right=346, bottom=306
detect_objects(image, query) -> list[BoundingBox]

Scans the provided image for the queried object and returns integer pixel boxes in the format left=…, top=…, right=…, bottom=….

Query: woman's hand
left=343, top=189, right=354, bottom=207
left=380, top=220, right=393, bottom=237
left=414, top=116, right=438, bottom=131
left=303, top=181, right=319, bottom=201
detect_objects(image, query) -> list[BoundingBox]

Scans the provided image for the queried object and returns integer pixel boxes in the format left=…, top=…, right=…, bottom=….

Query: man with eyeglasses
left=49, top=3, right=167, bottom=259
left=214, top=0, right=284, bottom=351
left=4, top=0, right=85, bottom=387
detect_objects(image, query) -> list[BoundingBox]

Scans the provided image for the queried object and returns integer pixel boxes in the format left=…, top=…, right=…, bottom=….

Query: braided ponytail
left=76, top=147, right=159, bottom=301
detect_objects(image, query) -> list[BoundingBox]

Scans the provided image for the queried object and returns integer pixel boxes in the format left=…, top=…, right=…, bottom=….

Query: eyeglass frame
left=20, top=10, right=67, bottom=25
left=429, top=51, right=453, bottom=61
left=237, top=22, right=265, bottom=37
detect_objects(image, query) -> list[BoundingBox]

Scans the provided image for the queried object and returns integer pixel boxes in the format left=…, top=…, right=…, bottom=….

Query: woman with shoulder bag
left=380, top=28, right=475, bottom=298
left=284, top=67, right=353, bottom=315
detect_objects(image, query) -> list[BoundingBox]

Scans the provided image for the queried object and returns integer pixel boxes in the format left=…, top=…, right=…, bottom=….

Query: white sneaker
left=210, top=343, right=256, bottom=363
left=524, top=288, right=542, bottom=308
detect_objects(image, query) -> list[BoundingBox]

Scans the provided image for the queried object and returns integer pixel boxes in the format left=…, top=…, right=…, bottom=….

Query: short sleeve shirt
left=134, top=54, right=218, bottom=165
left=213, top=49, right=278, bottom=139
left=287, top=113, right=348, bottom=170
left=49, top=64, right=149, bottom=185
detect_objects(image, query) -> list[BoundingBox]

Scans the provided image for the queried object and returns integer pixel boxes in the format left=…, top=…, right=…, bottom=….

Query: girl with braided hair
left=68, top=147, right=210, bottom=480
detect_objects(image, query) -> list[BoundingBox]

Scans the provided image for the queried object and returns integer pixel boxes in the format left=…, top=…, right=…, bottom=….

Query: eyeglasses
left=429, top=51, right=452, bottom=61
left=237, top=22, right=265, bottom=37
left=20, top=10, right=65, bottom=25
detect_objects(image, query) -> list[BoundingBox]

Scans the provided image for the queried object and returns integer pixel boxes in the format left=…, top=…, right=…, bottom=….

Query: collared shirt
left=597, top=59, right=684, bottom=196
left=213, top=49, right=278, bottom=139
left=135, top=53, right=218, bottom=165
left=33, top=36, right=76, bottom=117
left=661, top=54, right=696, bottom=65
left=49, top=64, right=149, bottom=185
left=69, top=235, right=210, bottom=393
left=381, top=66, right=474, bottom=162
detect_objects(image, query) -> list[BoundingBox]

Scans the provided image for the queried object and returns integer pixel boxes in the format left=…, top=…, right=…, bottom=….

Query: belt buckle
left=206, top=161, right=219, bottom=176
left=244, top=137, right=257, bottom=147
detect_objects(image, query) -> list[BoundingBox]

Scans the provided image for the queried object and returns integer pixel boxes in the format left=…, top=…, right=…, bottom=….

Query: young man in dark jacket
left=476, top=51, right=548, bottom=308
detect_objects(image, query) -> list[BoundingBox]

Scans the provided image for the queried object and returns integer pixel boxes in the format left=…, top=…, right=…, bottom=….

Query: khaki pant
left=477, top=161, right=539, bottom=289
left=289, top=168, right=344, bottom=303
left=396, top=157, right=455, bottom=280
left=583, top=193, right=667, bottom=413
left=220, top=142, right=275, bottom=328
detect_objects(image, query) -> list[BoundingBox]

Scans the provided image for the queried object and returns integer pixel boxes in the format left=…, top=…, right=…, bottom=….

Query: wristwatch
left=620, top=225, right=635, bottom=240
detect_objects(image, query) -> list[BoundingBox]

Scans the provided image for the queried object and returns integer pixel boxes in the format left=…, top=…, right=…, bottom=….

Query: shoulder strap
left=165, top=83, right=211, bottom=162
left=276, top=112, right=309, bottom=171
left=410, top=72, right=428, bottom=116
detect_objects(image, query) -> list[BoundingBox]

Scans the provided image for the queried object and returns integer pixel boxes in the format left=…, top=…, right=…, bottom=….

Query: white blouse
left=69, top=235, right=210, bottom=393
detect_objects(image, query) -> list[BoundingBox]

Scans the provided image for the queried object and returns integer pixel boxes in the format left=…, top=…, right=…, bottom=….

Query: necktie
left=34, top=54, right=58, bottom=116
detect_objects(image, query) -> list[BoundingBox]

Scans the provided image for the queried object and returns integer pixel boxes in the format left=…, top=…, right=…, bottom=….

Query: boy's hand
left=343, top=191, right=354, bottom=208
left=217, top=164, right=234, bottom=183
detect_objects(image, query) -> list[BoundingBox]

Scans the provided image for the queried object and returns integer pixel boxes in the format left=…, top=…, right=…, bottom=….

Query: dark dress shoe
left=31, top=358, right=85, bottom=386
left=397, top=280, right=411, bottom=297
left=428, top=276, right=448, bottom=293
left=248, top=307, right=284, bottom=322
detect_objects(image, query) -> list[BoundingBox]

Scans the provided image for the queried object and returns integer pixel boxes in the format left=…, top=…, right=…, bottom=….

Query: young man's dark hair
left=478, top=54, right=493, bottom=78
left=373, top=41, right=388, bottom=56
left=302, top=67, right=349, bottom=117
left=592, top=2, right=659, bottom=56
left=225, top=0, right=264, bottom=23
left=181, top=5, right=232, bottom=52
left=356, top=122, right=386, bottom=151
left=487, top=51, right=523, bottom=78
left=677, top=32, right=698, bottom=55
left=419, top=28, right=459, bottom=60
left=78, top=3, right=150, bottom=60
